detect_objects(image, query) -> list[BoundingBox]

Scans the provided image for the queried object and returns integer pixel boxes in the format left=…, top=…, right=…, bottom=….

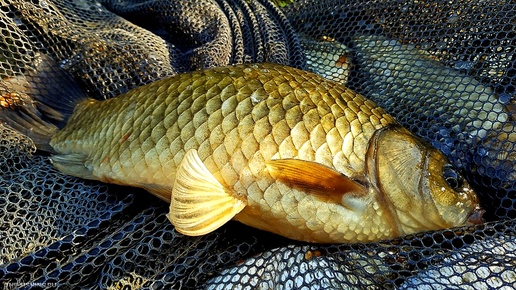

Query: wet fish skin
left=351, top=35, right=515, bottom=217
left=50, top=63, right=392, bottom=200
left=400, top=235, right=516, bottom=289
left=37, top=63, right=481, bottom=243
left=300, top=36, right=352, bottom=85
left=351, top=35, right=508, bottom=140
left=206, top=244, right=389, bottom=289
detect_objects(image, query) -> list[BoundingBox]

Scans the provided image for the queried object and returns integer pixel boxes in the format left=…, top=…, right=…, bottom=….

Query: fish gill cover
left=0, top=0, right=515, bottom=289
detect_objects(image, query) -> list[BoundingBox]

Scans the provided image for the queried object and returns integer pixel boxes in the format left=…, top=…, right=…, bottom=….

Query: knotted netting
left=0, top=0, right=515, bottom=289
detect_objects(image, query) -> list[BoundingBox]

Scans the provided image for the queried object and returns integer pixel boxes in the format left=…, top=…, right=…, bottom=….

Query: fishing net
left=0, top=0, right=515, bottom=289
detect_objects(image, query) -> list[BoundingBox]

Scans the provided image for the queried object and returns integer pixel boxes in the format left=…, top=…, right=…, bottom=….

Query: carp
left=0, top=56, right=483, bottom=243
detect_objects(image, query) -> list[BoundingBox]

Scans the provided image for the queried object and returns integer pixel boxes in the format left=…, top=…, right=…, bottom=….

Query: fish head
left=368, top=126, right=483, bottom=235
left=423, top=149, right=484, bottom=226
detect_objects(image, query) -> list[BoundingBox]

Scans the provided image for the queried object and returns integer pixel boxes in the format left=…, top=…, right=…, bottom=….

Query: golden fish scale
left=51, top=63, right=398, bottom=242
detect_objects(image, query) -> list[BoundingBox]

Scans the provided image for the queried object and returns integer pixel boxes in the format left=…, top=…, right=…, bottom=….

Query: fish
left=300, top=35, right=352, bottom=85
left=206, top=244, right=389, bottom=289
left=350, top=35, right=515, bottom=217
left=470, top=123, right=516, bottom=187
left=400, top=235, right=516, bottom=289
left=350, top=34, right=509, bottom=141
left=0, top=55, right=484, bottom=243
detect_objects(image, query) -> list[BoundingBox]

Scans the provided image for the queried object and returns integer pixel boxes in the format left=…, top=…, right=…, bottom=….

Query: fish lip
left=466, top=206, right=485, bottom=225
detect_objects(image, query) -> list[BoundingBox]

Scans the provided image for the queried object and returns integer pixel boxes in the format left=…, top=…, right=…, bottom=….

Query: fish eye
left=443, top=164, right=464, bottom=190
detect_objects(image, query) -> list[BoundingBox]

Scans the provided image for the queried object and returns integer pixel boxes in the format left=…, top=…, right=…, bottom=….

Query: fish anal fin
left=266, top=159, right=366, bottom=198
left=168, top=149, right=246, bottom=236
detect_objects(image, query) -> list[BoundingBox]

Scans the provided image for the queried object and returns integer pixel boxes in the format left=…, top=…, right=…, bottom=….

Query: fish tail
left=0, top=54, right=87, bottom=152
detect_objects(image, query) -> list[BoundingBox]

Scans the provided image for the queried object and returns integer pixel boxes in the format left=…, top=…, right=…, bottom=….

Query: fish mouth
left=467, top=206, right=485, bottom=225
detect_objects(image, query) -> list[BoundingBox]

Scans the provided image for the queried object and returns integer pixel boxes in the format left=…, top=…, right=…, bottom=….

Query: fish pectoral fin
left=167, top=149, right=246, bottom=236
left=50, top=153, right=94, bottom=180
left=266, top=159, right=367, bottom=197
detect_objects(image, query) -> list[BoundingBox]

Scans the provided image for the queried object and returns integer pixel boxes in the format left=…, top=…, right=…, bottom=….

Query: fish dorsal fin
left=168, top=149, right=246, bottom=236
left=266, top=159, right=366, bottom=197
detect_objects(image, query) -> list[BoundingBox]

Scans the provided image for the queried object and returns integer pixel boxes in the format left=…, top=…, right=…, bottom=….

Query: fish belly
left=235, top=183, right=398, bottom=243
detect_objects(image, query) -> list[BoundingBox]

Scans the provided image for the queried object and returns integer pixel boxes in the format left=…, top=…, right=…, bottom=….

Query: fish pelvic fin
left=51, top=153, right=94, bottom=180
left=0, top=54, right=87, bottom=152
left=266, top=159, right=367, bottom=201
left=167, top=149, right=246, bottom=236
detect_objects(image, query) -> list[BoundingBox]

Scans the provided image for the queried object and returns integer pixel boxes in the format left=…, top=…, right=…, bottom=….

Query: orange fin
left=167, top=149, right=246, bottom=236
left=266, top=159, right=366, bottom=196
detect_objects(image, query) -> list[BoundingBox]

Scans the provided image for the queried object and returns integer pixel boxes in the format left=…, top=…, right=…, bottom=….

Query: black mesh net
left=1, top=0, right=515, bottom=289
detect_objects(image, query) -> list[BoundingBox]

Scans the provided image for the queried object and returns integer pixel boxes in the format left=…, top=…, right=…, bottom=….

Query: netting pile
left=0, top=0, right=515, bottom=289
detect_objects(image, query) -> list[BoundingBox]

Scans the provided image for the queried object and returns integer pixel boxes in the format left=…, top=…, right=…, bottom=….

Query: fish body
left=206, top=244, right=389, bottom=288
left=350, top=35, right=515, bottom=216
left=351, top=35, right=508, bottom=140
left=300, top=36, right=351, bottom=84
left=400, top=235, right=516, bottom=289
left=3, top=61, right=482, bottom=243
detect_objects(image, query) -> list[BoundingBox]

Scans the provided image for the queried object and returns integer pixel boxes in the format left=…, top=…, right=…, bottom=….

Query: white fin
left=51, top=153, right=94, bottom=180
left=167, top=149, right=246, bottom=236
